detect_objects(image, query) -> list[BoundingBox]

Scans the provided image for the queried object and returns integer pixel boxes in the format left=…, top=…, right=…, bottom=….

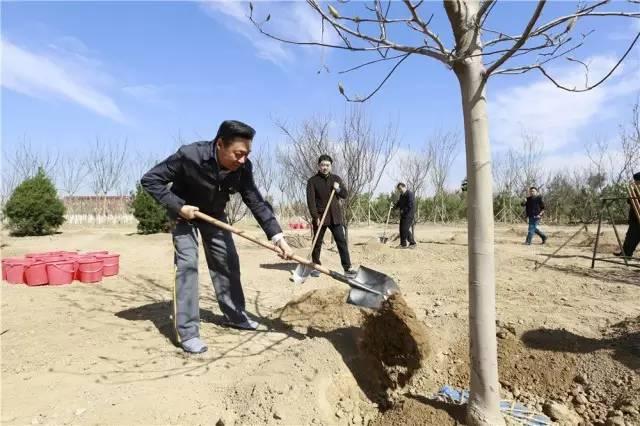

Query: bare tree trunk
left=455, top=60, right=504, bottom=425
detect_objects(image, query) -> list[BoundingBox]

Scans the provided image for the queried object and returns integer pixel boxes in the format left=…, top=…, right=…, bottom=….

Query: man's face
left=398, top=186, right=406, bottom=193
left=318, top=160, right=332, bottom=175
left=529, top=188, right=538, bottom=197
left=217, top=138, right=252, bottom=171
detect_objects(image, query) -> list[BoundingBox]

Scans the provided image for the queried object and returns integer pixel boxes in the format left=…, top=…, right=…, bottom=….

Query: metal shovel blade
left=378, top=236, right=389, bottom=243
left=345, top=266, right=399, bottom=309
left=290, top=263, right=312, bottom=284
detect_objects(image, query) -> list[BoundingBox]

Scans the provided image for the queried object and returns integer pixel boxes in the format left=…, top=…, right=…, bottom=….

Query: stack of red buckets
left=1, top=250, right=120, bottom=286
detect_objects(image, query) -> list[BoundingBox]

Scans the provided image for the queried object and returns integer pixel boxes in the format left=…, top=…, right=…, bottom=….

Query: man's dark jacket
left=394, top=190, right=416, bottom=218
left=306, top=173, right=347, bottom=225
left=140, top=140, right=281, bottom=239
left=522, top=196, right=545, bottom=218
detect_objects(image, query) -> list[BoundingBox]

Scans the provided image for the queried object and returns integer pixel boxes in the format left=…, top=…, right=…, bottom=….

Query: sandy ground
left=1, top=221, right=639, bottom=425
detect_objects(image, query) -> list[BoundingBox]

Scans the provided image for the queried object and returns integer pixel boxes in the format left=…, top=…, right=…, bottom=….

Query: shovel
left=378, top=203, right=393, bottom=244
left=193, top=211, right=399, bottom=309
left=292, top=189, right=335, bottom=283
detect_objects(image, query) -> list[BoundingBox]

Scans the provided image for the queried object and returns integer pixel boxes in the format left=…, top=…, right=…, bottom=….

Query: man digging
left=141, top=120, right=293, bottom=354
left=393, top=182, right=417, bottom=249
left=306, top=155, right=357, bottom=279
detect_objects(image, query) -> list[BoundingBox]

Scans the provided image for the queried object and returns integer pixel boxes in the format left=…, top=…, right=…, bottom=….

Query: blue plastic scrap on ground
left=435, top=385, right=552, bottom=426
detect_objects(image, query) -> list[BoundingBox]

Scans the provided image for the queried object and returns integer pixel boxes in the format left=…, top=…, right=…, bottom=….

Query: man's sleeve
left=239, top=162, right=282, bottom=239
left=408, top=191, right=415, bottom=212
left=307, top=179, right=318, bottom=220
left=540, top=198, right=545, bottom=211
left=140, top=150, right=186, bottom=217
left=335, top=176, right=348, bottom=199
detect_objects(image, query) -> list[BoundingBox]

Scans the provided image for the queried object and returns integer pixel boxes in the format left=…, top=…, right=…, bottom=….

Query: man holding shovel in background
left=141, top=120, right=293, bottom=354
left=306, top=155, right=357, bottom=279
left=393, top=183, right=417, bottom=249
left=614, top=171, right=640, bottom=258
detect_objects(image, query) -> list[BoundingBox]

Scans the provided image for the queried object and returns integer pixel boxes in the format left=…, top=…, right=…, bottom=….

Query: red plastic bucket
left=35, top=255, right=68, bottom=263
left=2, top=257, right=23, bottom=281
left=67, top=255, right=88, bottom=281
left=95, top=253, right=120, bottom=277
left=5, top=259, right=33, bottom=284
left=78, top=258, right=103, bottom=283
left=47, top=261, right=75, bottom=285
left=25, top=262, right=48, bottom=286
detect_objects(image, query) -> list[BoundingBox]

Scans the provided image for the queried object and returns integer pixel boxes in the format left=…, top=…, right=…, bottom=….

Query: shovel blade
left=378, top=236, right=388, bottom=243
left=346, top=266, right=399, bottom=309
left=290, top=263, right=311, bottom=284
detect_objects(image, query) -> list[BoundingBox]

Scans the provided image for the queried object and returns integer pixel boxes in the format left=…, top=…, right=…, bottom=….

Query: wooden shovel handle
left=629, top=182, right=640, bottom=223
left=308, top=189, right=336, bottom=258
left=193, top=211, right=332, bottom=276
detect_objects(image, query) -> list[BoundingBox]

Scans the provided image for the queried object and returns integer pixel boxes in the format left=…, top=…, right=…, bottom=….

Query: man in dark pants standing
left=393, top=183, right=417, bottom=249
left=306, top=154, right=356, bottom=279
left=614, top=171, right=640, bottom=258
left=521, top=186, right=547, bottom=245
left=141, top=120, right=293, bottom=354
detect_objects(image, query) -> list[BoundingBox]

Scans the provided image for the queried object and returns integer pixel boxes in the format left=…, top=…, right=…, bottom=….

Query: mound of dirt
left=449, top=318, right=640, bottom=425
left=359, top=295, right=431, bottom=402
left=271, top=287, right=364, bottom=332
left=273, top=289, right=432, bottom=411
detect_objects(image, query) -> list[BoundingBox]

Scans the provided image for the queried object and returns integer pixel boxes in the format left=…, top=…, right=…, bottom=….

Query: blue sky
left=2, top=1, right=639, bottom=195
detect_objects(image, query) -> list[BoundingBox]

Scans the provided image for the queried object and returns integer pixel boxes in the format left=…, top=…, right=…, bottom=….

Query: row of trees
left=2, top=102, right=638, bottom=227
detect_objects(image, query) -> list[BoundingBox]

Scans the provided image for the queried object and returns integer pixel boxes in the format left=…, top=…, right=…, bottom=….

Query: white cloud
left=489, top=55, right=640, bottom=152
left=122, top=84, right=172, bottom=108
left=200, top=1, right=335, bottom=66
left=1, top=38, right=126, bottom=123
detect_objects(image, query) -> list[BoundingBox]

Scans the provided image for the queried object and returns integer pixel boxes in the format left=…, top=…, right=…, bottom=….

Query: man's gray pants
left=172, top=218, right=248, bottom=343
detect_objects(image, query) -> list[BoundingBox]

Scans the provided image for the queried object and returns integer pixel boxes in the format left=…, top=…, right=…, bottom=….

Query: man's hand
left=275, top=238, right=294, bottom=260
left=333, top=182, right=340, bottom=191
left=179, top=205, right=199, bottom=220
left=314, top=217, right=320, bottom=228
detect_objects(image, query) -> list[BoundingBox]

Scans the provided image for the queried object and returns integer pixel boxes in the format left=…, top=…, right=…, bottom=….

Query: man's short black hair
left=318, top=154, right=333, bottom=164
left=215, top=120, right=255, bottom=146
left=529, top=186, right=538, bottom=191
left=397, top=182, right=406, bottom=189
left=633, top=171, right=640, bottom=181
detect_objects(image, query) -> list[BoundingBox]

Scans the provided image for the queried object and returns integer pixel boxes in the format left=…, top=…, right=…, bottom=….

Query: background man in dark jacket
left=521, top=186, right=547, bottom=245
left=614, top=171, right=640, bottom=258
left=141, top=120, right=293, bottom=354
left=393, top=183, right=416, bottom=248
left=306, top=154, right=356, bottom=278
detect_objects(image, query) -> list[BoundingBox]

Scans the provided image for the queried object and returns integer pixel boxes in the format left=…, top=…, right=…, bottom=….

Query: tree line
left=2, top=102, right=638, bottom=226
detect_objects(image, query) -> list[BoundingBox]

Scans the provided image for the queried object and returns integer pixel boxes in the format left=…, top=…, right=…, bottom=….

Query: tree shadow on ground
left=521, top=326, right=640, bottom=372
left=262, top=314, right=389, bottom=405
left=534, top=261, right=639, bottom=287
left=116, top=301, right=226, bottom=345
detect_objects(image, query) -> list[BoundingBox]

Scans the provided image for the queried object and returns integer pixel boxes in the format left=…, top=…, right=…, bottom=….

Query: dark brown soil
left=371, top=396, right=462, bottom=426
left=359, top=294, right=431, bottom=391
left=271, top=287, right=364, bottom=332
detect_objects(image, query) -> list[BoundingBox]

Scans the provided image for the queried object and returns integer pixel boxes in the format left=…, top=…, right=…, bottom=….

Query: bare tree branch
left=249, top=2, right=448, bottom=62
left=338, top=53, right=407, bottom=74
left=339, top=53, right=412, bottom=102
left=493, top=32, right=639, bottom=92
left=484, top=0, right=547, bottom=77
left=402, top=0, right=447, bottom=53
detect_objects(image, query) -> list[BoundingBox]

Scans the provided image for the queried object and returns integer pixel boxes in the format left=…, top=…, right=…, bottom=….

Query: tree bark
left=455, top=58, right=505, bottom=425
